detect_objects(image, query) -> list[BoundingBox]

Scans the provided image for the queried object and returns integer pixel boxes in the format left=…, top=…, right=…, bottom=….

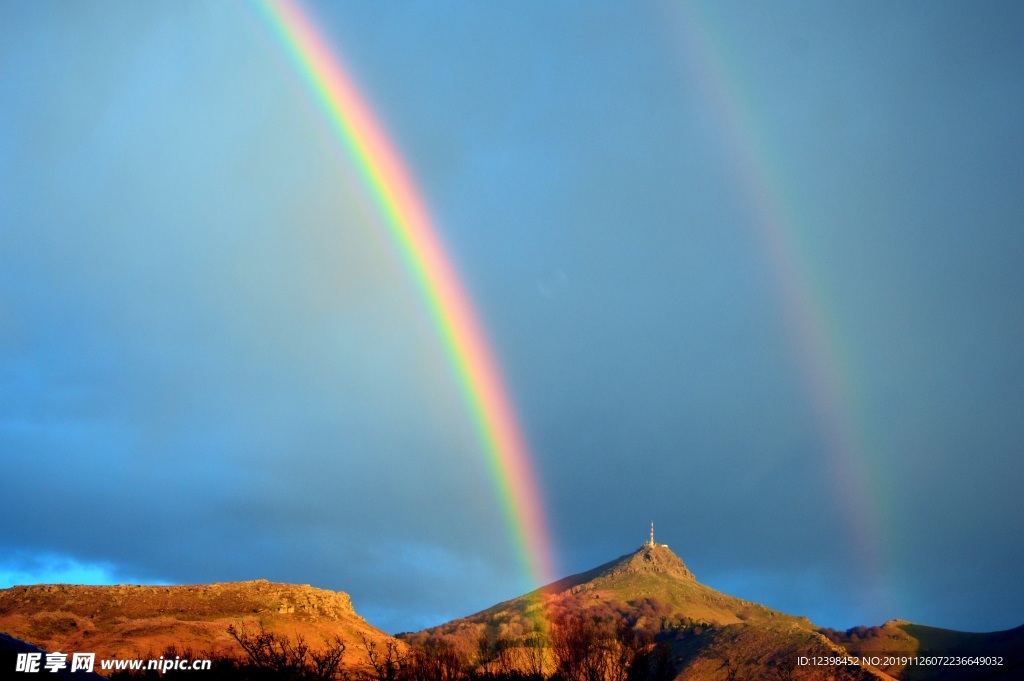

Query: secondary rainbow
left=254, top=0, right=556, bottom=589
left=670, top=5, right=890, bottom=612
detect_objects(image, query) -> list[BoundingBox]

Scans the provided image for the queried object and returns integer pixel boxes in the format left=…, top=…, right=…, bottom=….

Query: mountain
left=1, top=547, right=1018, bottom=680
left=402, top=543, right=811, bottom=639
left=401, top=543, right=876, bottom=680
left=0, top=579, right=396, bottom=669
left=402, top=543, right=1021, bottom=681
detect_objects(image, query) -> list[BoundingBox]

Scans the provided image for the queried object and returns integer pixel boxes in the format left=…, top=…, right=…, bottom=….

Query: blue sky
left=2, top=1, right=1023, bottom=635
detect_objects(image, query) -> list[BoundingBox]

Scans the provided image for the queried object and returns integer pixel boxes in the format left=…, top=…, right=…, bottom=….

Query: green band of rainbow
left=255, top=0, right=556, bottom=589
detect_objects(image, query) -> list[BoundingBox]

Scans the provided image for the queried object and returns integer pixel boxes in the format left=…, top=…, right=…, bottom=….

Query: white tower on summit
left=645, top=521, right=668, bottom=549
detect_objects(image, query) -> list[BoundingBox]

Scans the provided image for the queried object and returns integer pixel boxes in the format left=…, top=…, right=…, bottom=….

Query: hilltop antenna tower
left=645, top=521, right=668, bottom=549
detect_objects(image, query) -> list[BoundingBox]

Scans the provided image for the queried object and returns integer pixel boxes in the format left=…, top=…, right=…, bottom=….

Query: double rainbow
left=254, top=0, right=556, bottom=589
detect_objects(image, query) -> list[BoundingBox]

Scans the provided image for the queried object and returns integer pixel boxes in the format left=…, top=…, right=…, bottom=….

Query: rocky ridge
left=0, top=579, right=394, bottom=669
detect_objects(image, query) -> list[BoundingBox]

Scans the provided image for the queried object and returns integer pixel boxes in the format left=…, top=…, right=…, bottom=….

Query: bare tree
left=520, top=631, right=548, bottom=679
left=491, top=635, right=514, bottom=676
left=228, top=624, right=308, bottom=679
left=362, top=634, right=408, bottom=681
left=551, top=613, right=617, bottom=681
left=309, top=637, right=349, bottom=681
left=714, top=651, right=748, bottom=681
left=406, top=639, right=466, bottom=681
left=228, top=624, right=347, bottom=681
left=477, top=633, right=495, bottom=676
left=626, top=642, right=673, bottom=681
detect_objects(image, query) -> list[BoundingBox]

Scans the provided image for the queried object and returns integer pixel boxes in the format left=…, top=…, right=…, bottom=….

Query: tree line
left=105, top=612, right=676, bottom=681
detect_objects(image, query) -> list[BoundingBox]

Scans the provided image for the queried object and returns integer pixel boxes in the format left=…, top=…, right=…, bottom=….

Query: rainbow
left=253, top=0, right=556, bottom=589
left=669, top=5, right=890, bottom=612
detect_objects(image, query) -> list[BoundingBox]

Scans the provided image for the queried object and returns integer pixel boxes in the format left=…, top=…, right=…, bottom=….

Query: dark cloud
left=2, top=1, right=1023, bottom=635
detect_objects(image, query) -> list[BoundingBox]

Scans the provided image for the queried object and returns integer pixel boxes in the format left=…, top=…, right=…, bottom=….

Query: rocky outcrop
left=594, top=544, right=696, bottom=581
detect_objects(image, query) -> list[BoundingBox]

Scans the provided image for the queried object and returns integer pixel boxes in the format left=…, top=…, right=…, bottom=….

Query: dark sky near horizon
left=2, top=1, right=1023, bottom=635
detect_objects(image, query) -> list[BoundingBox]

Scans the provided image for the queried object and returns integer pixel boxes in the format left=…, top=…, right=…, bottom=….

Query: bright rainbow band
left=255, top=0, right=556, bottom=590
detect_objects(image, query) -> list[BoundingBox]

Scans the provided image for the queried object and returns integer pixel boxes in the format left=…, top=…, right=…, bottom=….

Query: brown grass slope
left=671, top=620, right=885, bottom=681
left=0, top=579, right=397, bottom=669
